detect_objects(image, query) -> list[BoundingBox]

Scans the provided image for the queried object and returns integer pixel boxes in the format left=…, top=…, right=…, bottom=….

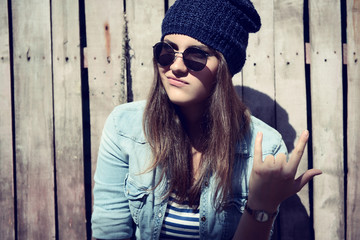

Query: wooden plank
left=273, top=0, right=311, bottom=239
left=242, top=0, right=276, bottom=128
left=127, top=0, right=164, bottom=101
left=168, top=0, right=176, bottom=8
left=232, top=73, right=243, bottom=101
left=11, top=0, right=56, bottom=238
left=85, top=0, right=126, bottom=192
left=0, top=0, right=15, bottom=239
left=346, top=0, right=360, bottom=239
left=309, top=1, right=344, bottom=239
left=51, top=0, right=86, bottom=239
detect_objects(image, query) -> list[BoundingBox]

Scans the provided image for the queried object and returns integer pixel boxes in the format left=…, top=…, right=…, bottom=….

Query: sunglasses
left=153, top=42, right=211, bottom=71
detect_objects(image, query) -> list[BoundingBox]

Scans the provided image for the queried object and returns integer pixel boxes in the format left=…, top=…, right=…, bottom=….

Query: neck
left=178, top=103, right=208, bottom=151
left=180, top=105, right=203, bottom=125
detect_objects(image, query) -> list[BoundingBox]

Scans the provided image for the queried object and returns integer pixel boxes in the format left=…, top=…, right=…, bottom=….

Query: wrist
left=244, top=200, right=278, bottom=223
left=246, top=197, right=279, bottom=214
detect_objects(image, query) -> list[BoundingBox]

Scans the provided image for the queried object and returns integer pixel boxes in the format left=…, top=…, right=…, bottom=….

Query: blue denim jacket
left=91, top=100, right=287, bottom=240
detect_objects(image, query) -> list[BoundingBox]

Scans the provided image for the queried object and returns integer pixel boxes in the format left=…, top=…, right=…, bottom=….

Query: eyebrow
left=164, top=39, right=211, bottom=52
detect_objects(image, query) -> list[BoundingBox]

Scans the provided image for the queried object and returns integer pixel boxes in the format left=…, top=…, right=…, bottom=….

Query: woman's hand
left=247, top=130, right=322, bottom=212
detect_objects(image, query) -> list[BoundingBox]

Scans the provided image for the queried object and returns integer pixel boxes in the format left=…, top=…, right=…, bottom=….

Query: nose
left=170, top=52, right=187, bottom=73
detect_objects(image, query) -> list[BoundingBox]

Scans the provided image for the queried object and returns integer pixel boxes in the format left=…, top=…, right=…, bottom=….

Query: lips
left=167, top=76, right=189, bottom=86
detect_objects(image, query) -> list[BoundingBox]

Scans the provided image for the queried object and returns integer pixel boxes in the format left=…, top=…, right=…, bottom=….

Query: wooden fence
left=0, top=0, right=359, bottom=239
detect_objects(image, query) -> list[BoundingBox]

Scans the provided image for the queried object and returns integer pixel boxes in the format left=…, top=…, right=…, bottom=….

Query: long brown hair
left=143, top=51, right=250, bottom=209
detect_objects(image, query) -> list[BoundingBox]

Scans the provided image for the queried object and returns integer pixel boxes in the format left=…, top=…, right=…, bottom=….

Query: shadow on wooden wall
left=235, top=86, right=313, bottom=240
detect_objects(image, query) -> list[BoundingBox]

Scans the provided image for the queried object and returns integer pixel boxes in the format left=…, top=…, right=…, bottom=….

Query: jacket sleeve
left=91, top=110, right=134, bottom=239
left=272, top=138, right=288, bottom=159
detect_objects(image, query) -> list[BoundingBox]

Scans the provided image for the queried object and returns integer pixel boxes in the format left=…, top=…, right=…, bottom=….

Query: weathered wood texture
left=0, top=0, right=15, bottom=239
left=84, top=0, right=126, bottom=188
left=127, top=0, right=164, bottom=101
left=168, top=0, right=176, bottom=7
left=242, top=1, right=311, bottom=239
left=274, top=0, right=310, bottom=239
left=0, top=0, right=358, bottom=239
left=12, top=0, right=56, bottom=238
left=52, top=0, right=87, bottom=238
left=309, top=0, right=345, bottom=239
left=346, top=0, right=360, bottom=239
left=243, top=0, right=276, bottom=128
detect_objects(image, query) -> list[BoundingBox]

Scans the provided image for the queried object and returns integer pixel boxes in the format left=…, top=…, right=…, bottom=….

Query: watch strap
left=244, top=201, right=278, bottom=223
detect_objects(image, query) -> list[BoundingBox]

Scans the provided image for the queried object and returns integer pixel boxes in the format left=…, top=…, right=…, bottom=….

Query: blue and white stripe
left=160, top=194, right=200, bottom=239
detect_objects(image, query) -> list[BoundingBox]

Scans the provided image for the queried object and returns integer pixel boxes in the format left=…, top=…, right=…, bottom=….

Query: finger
left=263, top=154, right=276, bottom=168
left=294, top=169, right=323, bottom=192
left=264, top=153, right=286, bottom=168
left=289, top=130, right=309, bottom=170
left=253, top=132, right=263, bottom=168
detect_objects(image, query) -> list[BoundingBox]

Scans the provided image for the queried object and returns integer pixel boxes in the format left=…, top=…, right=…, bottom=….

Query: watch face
left=255, top=211, right=269, bottom=222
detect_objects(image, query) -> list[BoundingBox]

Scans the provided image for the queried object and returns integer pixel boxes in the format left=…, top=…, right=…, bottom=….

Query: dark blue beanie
left=161, top=0, right=261, bottom=76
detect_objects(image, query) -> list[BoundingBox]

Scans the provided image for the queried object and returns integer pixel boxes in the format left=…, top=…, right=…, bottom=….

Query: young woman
left=91, top=0, right=322, bottom=239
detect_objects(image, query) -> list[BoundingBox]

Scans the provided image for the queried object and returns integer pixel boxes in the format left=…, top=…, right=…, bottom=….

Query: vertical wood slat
left=168, top=0, right=176, bottom=8
left=274, top=0, right=310, bottom=239
left=51, top=0, right=86, bottom=239
left=12, top=0, right=56, bottom=238
left=242, top=0, right=276, bottom=127
left=309, top=1, right=344, bottom=239
left=85, top=0, right=126, bottom=190
left=127, top=0, right=164, bottom=101
left=346, top=0, right=360, bottom=239
left=0, top=0, right=15, bottom=239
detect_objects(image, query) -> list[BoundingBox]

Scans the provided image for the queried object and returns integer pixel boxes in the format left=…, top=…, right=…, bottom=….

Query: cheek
left=158, top=65, right=169, bottom=76
left=193, top=72, right=217, bottom=100
left=205, top=75, right=217, bottom=94
left=159, top=68, right=168, bottom=87
left=200, top=66, right=218, bottom=91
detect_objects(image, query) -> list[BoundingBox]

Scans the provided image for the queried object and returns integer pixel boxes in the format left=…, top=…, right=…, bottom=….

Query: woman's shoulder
left=105, top=100, right=147, bottom=143
left=112, top=100, right=146, bottom=114
left=246, top=116, right=287, bottom=156
left=249, top=116, right=281, bottom=139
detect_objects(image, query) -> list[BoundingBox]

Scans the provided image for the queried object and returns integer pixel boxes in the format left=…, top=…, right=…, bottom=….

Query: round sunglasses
left=153, top=42, right=211, bottom=71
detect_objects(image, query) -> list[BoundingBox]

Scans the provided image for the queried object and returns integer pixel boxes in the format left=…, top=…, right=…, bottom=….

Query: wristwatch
left=244, top=201, right=278, bottom=223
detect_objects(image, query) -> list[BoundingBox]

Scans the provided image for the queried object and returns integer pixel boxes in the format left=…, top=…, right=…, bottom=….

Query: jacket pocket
left=124, top=174, right=150, bottom=224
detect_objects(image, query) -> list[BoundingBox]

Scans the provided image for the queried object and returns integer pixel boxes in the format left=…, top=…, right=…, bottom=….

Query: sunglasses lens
left=153, top=42, right=209, bottom=71
left=183, top=48, right=208, bottom=71
left=154, top=42, right=175, bottom=66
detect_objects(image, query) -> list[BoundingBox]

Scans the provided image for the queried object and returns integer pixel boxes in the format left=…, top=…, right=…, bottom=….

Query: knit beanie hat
left=161, top=0, right=261, bottom=76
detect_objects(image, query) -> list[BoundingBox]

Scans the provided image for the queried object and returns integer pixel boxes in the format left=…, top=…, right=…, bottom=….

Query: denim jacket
left=91, top=100, right=287, bottom=240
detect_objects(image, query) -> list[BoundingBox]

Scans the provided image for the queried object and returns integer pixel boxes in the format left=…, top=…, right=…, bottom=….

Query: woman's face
left=158, top=34, right=219, bottom=108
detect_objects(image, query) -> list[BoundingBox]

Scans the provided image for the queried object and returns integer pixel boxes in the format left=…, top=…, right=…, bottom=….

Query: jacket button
left=204, top=181, right=209, bottom=187
left=201, top=216, right=206, bottom=222
left=158, top=212, right=162, bottom=218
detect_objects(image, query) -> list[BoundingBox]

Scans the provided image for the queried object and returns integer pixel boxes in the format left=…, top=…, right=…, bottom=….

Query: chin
left=168, top=96, right=208, bottom=110
left=168, top=98, right=191, bottom=107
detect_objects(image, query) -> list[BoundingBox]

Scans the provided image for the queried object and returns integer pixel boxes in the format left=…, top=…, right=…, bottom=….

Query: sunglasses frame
left=153, top=41, right=211, bottom=72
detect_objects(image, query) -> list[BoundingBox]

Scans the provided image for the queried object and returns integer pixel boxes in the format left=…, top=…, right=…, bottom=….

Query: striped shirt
left=160, top=194, right=200, bottom=239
